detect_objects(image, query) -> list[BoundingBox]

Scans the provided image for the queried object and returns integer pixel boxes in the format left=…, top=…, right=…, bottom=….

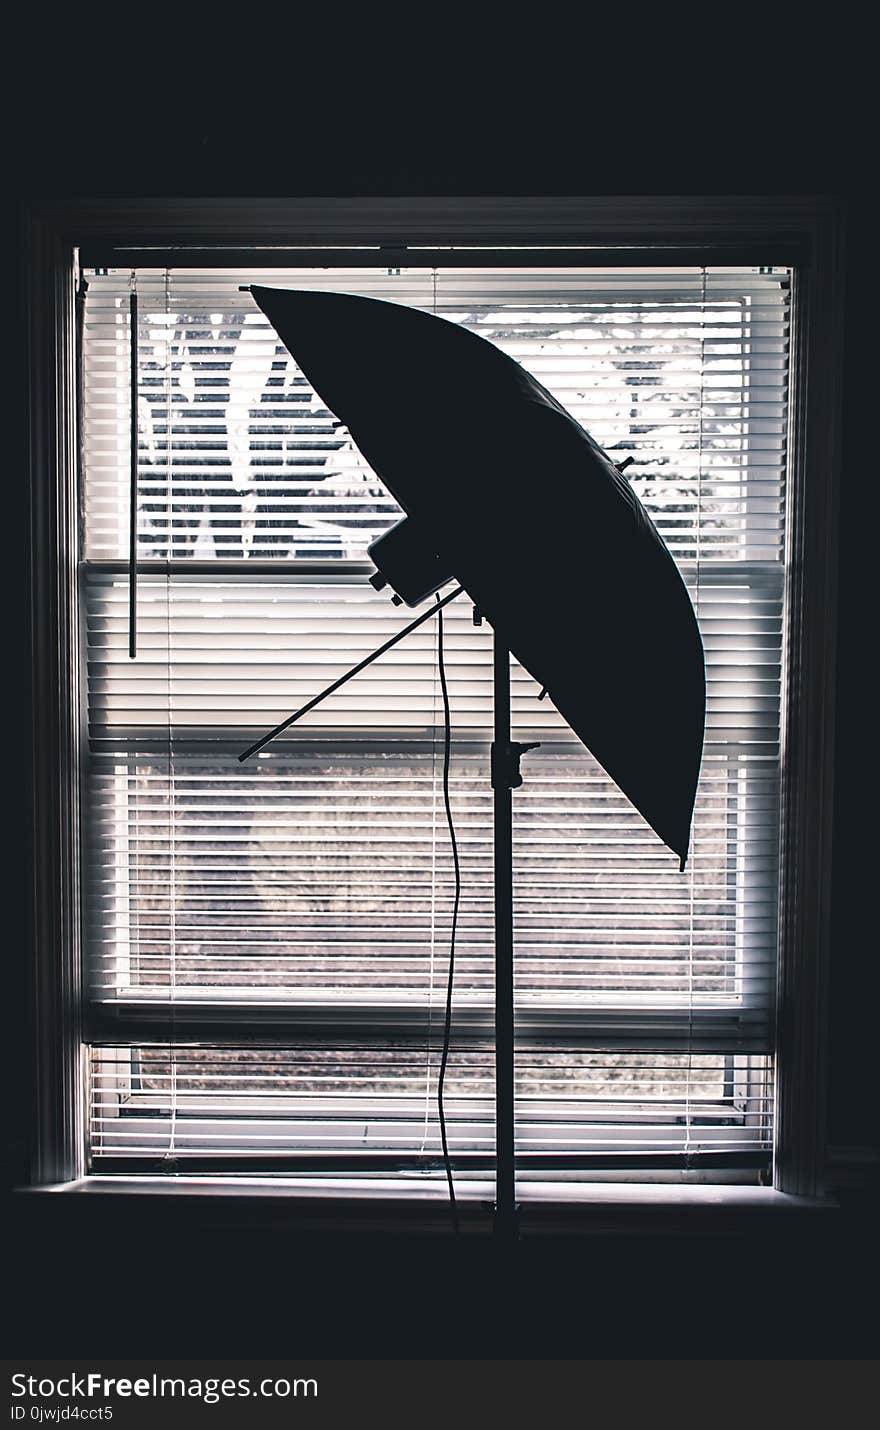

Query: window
left=79, top=261, right=786, bottom=1188
left=24, top=198, right=843, bottom=1204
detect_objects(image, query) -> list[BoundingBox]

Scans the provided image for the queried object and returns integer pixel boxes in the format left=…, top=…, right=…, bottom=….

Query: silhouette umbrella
left=249, top=285, right=705, bottom=868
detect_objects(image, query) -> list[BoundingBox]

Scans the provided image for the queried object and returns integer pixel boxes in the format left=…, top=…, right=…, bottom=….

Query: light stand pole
left=490, top=632, right=539, bottom=1240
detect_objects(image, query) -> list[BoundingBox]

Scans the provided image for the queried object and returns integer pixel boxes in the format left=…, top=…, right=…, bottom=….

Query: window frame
left=23, top=196, right=845, bottom=1200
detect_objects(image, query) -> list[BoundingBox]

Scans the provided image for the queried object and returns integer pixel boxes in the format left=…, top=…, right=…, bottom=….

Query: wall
left=8, top=83, right=876, bottom=1357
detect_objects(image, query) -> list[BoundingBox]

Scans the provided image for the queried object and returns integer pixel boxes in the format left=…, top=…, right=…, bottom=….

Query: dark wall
left=10, top=80, right=876, bottom=1357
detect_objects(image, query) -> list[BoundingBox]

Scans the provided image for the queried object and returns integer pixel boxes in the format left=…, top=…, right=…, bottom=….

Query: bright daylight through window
left=80, top=264, right=789, bottom=1189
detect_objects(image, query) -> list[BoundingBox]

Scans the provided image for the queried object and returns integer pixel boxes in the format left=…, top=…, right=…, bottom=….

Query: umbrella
left=250, top=284, right=705, bottom=868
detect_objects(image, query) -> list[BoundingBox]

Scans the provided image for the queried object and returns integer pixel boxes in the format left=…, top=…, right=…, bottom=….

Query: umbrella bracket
left=491, top=740, right=540, bottom=791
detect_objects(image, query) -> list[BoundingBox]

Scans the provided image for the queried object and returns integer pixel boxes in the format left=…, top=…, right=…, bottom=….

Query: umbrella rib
left=237, top=584, right=464, bottom=762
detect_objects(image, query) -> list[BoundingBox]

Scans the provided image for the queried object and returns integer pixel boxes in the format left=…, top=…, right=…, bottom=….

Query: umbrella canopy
left=250, top=285, right=705, bottom=868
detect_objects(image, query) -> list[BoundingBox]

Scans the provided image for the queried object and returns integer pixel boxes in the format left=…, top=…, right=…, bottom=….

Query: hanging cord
left=684, top=267, right=708, bottom=1170
left=418, top=602, right=442, bottom=1153
left=436, top=601, right=461, bottom=1233
left=420, top=265, right=450, bottom=1172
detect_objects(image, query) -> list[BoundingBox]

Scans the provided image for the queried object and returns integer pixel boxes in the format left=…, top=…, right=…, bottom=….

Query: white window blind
left=83, top=267, right=787, bottom=565
left=80, top=263, right=789, bottom=1183
left=90, top=1047, right=772, bottom=1178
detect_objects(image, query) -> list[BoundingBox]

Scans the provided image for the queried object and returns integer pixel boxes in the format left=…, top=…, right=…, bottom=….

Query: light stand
left=492, top=634, right=516, bottom=1239
left=239, top=588, right=537, bottom=1238
left=490, top=633, right=540, bottom=1238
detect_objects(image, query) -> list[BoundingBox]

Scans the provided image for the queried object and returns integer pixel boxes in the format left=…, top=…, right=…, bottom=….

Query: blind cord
left=684, top=267, right=708, bottom=1170
left=436, top=602, right=461, bottom=1234
left=418, top=592, right=442, bottom=1155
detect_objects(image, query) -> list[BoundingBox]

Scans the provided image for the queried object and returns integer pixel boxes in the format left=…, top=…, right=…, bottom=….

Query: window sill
left=16, top=1175, right=834, bottom=1237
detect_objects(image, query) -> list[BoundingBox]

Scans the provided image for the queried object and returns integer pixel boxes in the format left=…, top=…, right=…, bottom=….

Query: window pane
left=80, top=263, right=790, bottom=1181
left=82, top=267, right=788, bottom=566
left=89, top=1046, right=771, bottom=1173
left=84, top=571, right=779, bottom=1037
